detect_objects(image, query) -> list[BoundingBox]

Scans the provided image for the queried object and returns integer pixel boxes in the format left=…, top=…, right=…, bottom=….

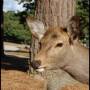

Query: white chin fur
left=36, top=68, right=45, bottom=72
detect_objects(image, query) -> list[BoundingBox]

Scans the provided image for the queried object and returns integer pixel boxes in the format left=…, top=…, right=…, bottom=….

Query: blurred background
left=3, top=0, right=89, bottom=46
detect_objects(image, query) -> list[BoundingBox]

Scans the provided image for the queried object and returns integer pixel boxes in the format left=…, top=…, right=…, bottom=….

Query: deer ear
left=67, top=16, right=80, bottom=44
left=26, top=16, right=46, bottom=40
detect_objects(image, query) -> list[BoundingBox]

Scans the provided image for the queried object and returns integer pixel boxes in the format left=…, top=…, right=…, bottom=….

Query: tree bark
left=0, top=0, right=4, bottom=56
left=35, top=0, right=76, bottom=28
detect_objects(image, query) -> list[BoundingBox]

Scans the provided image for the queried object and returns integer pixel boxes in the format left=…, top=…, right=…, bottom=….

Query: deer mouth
left=36, top=66, right=46, bottom=72
left=36, top=64, right=60, bottom=72
left=36, top=68, right=45, bottom=72
left=36, top=64, right=52, bottom=72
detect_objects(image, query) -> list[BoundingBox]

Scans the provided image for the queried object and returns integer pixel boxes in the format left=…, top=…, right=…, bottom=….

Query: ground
left=1, top=42, right=46, bottom=90
left=1, top=69, right=46, bottom=90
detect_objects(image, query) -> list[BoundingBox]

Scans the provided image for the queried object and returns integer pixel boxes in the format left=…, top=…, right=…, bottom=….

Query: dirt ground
left=1, top=55, right=47, bottom=90
left=1, top=42, right=46, bottom=90
left=1, top=70, right=46, bottom=90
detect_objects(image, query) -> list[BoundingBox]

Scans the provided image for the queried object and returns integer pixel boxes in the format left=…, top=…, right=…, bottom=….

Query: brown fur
left=26, top=16, right=89, bottom=90
left=35, top=27, right=89, bottom=84
left=38, top=69, right=89, bottom=90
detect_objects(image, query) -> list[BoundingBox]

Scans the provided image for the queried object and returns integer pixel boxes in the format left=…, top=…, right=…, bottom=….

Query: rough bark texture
left=0, top=0, right=4, bottom=56
left=35, top=0, right=76, bottom=28
left=30, top=0, right=76, bottom=72
left=29, top=35, right=39, bottom=73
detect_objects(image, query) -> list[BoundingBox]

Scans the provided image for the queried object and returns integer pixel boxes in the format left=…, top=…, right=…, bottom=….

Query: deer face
left=26, top=16, right=80, bottom=72
left=35, top=28, right=71, bottom=70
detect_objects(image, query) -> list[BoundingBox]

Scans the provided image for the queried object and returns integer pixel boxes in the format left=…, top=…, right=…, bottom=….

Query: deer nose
left=31, top=60, right=41, bottom=69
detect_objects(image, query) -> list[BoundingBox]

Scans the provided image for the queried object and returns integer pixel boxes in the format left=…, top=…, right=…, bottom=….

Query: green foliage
left=76, top=0, right=89, bottom=47
left=4, top=11, right=31, bottom=44
left=4, top=0, right=35, bottom=44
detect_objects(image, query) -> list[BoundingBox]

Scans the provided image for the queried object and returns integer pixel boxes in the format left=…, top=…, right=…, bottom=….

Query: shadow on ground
left=1, top=54, right=30, bottom=72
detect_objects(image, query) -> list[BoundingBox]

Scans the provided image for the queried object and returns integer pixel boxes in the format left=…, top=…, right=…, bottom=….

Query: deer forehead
left=40, top=27, right=69, bottom=44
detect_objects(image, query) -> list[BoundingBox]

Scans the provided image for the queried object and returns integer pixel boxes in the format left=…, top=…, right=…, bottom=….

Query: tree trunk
left=0, top=0, right=4, bottom=56
left=35, top=0, right=76, bottom=28
left=29, top=0, right=76, bottom=72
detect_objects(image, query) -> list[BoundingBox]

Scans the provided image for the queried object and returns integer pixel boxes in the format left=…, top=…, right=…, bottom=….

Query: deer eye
left=55, top=43, right=63, bottom=47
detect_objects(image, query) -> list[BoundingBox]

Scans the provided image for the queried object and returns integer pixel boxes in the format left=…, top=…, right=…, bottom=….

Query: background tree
left=76, top=0, right=89, bottom=46
left=4, top=11, right=31, bottom=44
left=36, top=0, right=76, bottom=28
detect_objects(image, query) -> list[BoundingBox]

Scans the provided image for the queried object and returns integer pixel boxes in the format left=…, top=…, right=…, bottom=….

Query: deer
left=26, top=16, right=89, bottom=90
